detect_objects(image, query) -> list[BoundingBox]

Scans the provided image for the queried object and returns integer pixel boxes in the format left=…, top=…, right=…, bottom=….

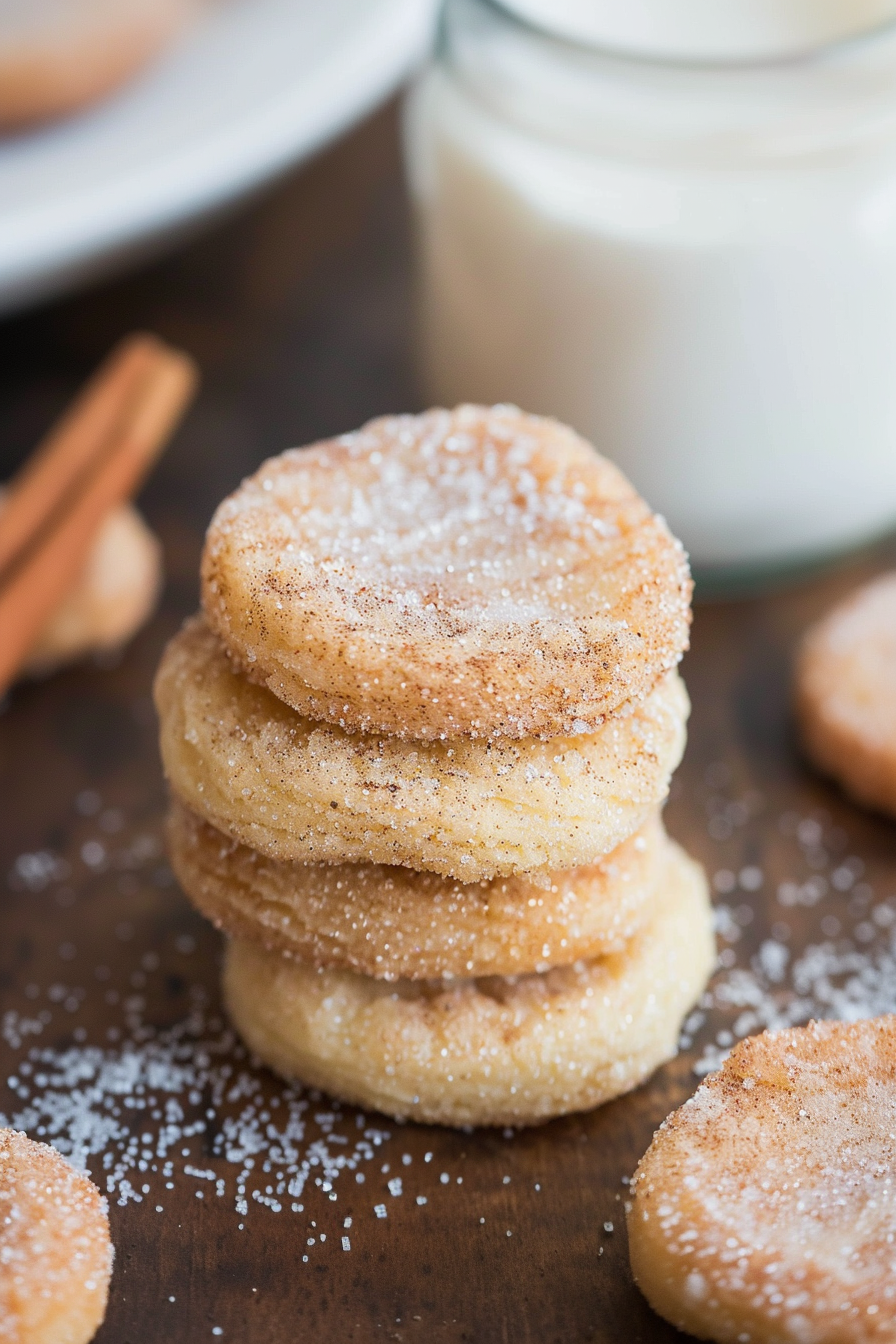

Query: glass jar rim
left=435, top=0, right=896, bottom=168
left=490, top=0, right=896, bottom=65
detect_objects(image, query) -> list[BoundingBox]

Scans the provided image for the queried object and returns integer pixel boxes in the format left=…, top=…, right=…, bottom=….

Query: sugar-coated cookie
left=628, top=1017, right=896, bottom=1344
left=0, top=1128, right=113, bottom=1344
left=155, top=616, right=689, bottom=881
left=796, top=571, right=896, bottom=819
left=201, top=405, right=692, bottom=742
left=0, top=0, right=198, bottom=130
left=168, top=800, right=667, bottom=980
left=23, top=504, right=161, bottom=675
left=222, top=840, right=713, bottom=1127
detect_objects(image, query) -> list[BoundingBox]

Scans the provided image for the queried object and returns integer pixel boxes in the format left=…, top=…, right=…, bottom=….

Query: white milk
left=404, top=0, right=896, bottom=577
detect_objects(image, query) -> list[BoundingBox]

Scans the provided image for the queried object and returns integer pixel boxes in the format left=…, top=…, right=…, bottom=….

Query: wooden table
left=2, top=103, right=895, bottom=1344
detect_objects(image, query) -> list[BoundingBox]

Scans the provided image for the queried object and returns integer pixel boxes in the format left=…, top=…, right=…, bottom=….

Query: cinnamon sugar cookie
left=201, top=405, right=692, bottom=742
left=155, top=616, right=689, bottom=881
left=0, top=1128, right=113, bottom=1344
left=628, top=1017, right=896, bottom=1344
left=796, top=572, right=896, bottom=819
left=222, top=840, right=713, bottom=1127
left=23, top=504, right=161, bottom=676
left=168, top=800, right=666, bottom=980
left=0, top=0, right=198, bottom=130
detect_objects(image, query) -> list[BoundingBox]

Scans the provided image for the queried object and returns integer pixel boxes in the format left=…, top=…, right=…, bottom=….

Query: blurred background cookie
left=22, top=502, right=162, bottom=676
left=796, top=571, right=896, bottom=819
left=0, top=0, right=200, bottom=131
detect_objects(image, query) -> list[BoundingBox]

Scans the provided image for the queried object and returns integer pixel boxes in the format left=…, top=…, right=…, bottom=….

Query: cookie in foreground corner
left=628, top=1017, right=896, bottom=1344
left=0, top=1127, right=113, bottom=1344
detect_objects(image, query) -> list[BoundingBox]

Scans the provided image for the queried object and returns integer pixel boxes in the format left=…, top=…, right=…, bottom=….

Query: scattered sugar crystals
left=2, top=806, right=397, bottom=1233
left=3, top=795, right=533, bottom=1294
left=1, top=986, right=391, bottom=1220
left=687, top=765, right=896, bottom=1076
left=5, top=765, right=896, bottom=1271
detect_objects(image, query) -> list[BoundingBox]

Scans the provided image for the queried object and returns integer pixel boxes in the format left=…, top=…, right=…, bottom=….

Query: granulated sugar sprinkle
left=684, top=764, right=896, bottom=1075
left=2, top=793, right=529, bottom=1252
left=2, top=988, right=391, bottom=1219
left=2, top=803, right=397, bottom=1229
left=5, top=765, right=895, bottom=1248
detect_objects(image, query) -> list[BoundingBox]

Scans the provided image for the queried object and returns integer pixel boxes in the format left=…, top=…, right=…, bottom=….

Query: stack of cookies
left=155, top=405, right=714, bottom=1127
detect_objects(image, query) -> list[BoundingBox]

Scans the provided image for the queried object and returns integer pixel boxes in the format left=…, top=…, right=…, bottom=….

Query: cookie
left=154, top=616, right=689, bottom=881
left=201, top=404, right=692, bottom=742
left=628, top=1017, right=896, bottom=1344
left=222, top=839, right=713, bottom=1127
left=23, top=504, right=161, bottom=676
left=796, top=571, right=896, bottom=819
left=0, top=0, right=198, bottom=130
left=168, top=800, right=667, bottom=980
left=0, top=1128, right=113, bottom=1344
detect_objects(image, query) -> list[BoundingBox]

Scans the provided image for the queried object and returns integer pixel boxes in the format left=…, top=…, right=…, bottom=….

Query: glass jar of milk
left=404, top=0, right=896, bottom=583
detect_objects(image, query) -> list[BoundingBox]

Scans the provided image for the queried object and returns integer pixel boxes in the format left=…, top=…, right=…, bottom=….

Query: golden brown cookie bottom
left=222, top=840, right=714, bottom=1128
left=168, top=800, right=668, bottom=980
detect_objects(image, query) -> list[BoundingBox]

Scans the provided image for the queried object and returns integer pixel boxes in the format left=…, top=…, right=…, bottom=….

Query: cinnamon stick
left=0, top=340, right=197, bottom=696
left=0, top=333, right=167, bottom=583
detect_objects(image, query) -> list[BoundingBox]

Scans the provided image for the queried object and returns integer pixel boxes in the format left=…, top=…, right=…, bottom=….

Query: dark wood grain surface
left=2, top=102, right=896, bottom=1344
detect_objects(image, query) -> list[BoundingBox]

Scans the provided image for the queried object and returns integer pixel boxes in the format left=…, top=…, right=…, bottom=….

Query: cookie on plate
left=0, top=0, right=199, bottom=130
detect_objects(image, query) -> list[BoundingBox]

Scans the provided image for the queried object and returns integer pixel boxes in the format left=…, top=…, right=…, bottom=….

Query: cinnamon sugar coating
left=796, top=572, right=896, bottom=819
left=0, top=1128, right=113, bottom=1344
left=154, top=616, right=688, bottom=881
left=168, top=800, right=667, bottom=980
left=201, top=405, right=692, bottom=742
left=628, top=1017, right=896, bottom=1344
left=222, top=840, right=713, bottom=1128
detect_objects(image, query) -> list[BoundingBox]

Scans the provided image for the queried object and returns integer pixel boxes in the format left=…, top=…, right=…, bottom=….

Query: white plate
left=0, top=0, right=436, bottom=314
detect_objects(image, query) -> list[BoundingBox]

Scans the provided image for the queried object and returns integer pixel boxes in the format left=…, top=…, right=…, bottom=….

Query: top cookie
left=202, top=405, right=692, bottom=741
